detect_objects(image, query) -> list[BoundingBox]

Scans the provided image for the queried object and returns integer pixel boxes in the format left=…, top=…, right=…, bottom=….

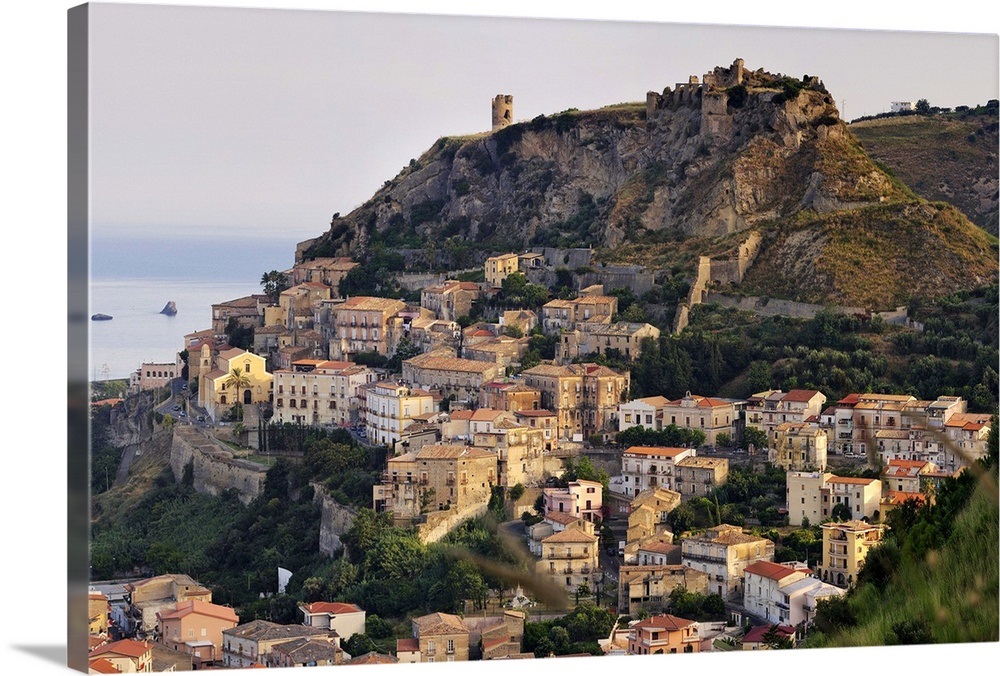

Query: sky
left=1, top=2, right=998, bottom=676
left=86, top=2, right=1000, bottom=243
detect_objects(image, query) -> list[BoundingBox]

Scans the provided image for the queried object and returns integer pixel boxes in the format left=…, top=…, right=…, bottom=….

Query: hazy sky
left=87, top=1, right=999, bottom=244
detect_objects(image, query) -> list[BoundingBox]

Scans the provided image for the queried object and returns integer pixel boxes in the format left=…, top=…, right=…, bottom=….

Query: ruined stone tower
left=492, top=94, right=513, bottom=131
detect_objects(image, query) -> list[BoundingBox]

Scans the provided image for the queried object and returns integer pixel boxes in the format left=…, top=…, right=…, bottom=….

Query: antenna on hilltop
left=841, top=99, right=847, bottom=120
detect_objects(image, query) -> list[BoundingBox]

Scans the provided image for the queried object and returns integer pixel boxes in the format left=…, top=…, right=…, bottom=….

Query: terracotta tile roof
left=945, top=413, right=993, bottom=428
left=273, top=637, right=343, bottom=662
left=301, top=602, right=363, bottom=615
left=542, top=527, right=598, bottom=544
left=449, top=410, right=474, bottom=420
left=482, top=635, right=510, bottom=651
left=638, top=541, right=680, bottom=556
left=676, top=456, right=727, bottom=470
left=545, top=511, right=580, bottom=525
left=782, top=389, right=825, bottom=403
left=471, top=408, right=508, bottom=421
left=857, top=393, right=915, bottom=403
left=87, top=657, right=120, bottom=674
left=218, top=347, right=249, bottom=360
left=632, top=614, right=695, bottom=632
left=688, top=525, right=768, bottom=546
left=157, top=599, right=238, bottom=624
left=514, top=409, right=555, bottom=417
left=337, top=296, right=406, bottom=312
left=744, top=561, right=807, bottom=581
left=523, top=364, right=574, bottom=378
left=349, top=652, right=399, bottom=665
left=744, top=624, right=795, bottom=643
left=828, top=476, right=879, bottom=486
left=215, top=295, right=266, bottom=308
left=882, top=460, right=932, bottom=477
left=624, top=446, right=691, bottom=458
left=413, top=612, right=469, bottom=636
left=409, top=444, right=495, bottom=461
left=90, top=639, right=151, bottom=659
left=396, top=638, right=419, bottom=652
left=224, top=619, right=330, bottom=642
left=883, top=491, right=927, bottom=506
left=837, top=393, right=861, bottom=406
left=821, top=520, right=884, bottom=532
left=89, top=635, right=109, bottom=651
left=629, top=396, right=671, bottom=408
left=406, top=354, right=498, bottom=373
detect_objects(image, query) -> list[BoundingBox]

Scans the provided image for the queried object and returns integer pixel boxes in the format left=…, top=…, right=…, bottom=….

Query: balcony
left=682, top=552, right=726, bottom=565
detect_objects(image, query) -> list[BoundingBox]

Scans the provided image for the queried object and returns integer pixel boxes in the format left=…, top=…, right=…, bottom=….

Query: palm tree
left=223, top=367, right=252, bottom=420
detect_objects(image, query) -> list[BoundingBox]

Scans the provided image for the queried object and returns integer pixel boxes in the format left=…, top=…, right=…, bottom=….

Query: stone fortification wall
left=311, top=483, right=358, bottom=557
left=673, top=256, right=712, bottom=333
left=707, top=293, right=865, bottom=319
left=416, top=503, right=489, bottom=544
left=577, top=267, right=655, bottom=296
left=169, top=426, right=267, bottom=505
left=709, top=230, right=763, bottom=285
left=529, top=247, right=593, bottom=270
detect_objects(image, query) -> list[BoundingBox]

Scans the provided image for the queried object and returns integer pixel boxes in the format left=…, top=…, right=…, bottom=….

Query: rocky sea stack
left=159, top=301, right=178, bottom=316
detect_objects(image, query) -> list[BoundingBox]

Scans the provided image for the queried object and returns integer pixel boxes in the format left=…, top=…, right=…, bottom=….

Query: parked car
left=197, top=415, right=206, bottom=422
left=172, top=405, right=181, bottom=411
left=179, top=411, right=186, bottom=418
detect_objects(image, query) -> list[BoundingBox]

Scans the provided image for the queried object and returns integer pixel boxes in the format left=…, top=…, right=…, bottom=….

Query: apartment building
left=291, top=257, right=358, bottom=290
left=272, top=360, right=376, bottom=428
left=363, top=381, right=436, bottom=448
left=745, top=389, right=827, bottom=438
left=616, top=446, right=696, bottom=497
left=557, top=321, right=660, bottom=363
left=769, top=422, right=828, bottom=471
left=521, top=362, right=629, bottom=440
left=541, top=294, right=617, bottom=333
left=372, top=444, right=497, bottom=522
left=421, top=280, right=481, bottom=321
left=472, top=417, right=547, bottom=487
left=818, top=521, right=886, bottom=588
left=618, top=566, right=709, bottom=617
left=674, top=457, right=729, bottom=499
left=541, top=479, right=604, bottom=523
left=403, top=352, right=504, bottom=403
left=626, top=615, right=700, bottom=655
left=680, top=524, right=775, bottom=600
left=742, top=561, right=811, bottom=625
left=328, top=296, right=407, bottom=359
left=535, top=520, right=600, bottom=593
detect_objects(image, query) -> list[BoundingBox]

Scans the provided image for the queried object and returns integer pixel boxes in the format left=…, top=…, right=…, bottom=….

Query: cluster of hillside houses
left=102, top=251, right=993, bottom=669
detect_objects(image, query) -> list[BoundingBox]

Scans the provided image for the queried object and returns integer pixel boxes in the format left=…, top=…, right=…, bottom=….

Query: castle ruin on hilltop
left=646, top=58, right=827, bottom=136
left=492, top=94, right=514, bottom=131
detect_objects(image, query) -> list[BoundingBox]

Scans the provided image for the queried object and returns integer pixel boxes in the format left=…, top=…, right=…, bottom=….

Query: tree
left=223, top=367, right=252, bottom=420
left=831, top=503, right=853, bottom=522
left=743, top=427, right=768, bottom=451
left=260, top=270, right=289, bottom=304
left=915, top=98, right=931, bottom=114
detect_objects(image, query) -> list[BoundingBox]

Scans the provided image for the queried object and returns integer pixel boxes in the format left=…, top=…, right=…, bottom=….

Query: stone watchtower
left=492, top=94, right=513, bottom=131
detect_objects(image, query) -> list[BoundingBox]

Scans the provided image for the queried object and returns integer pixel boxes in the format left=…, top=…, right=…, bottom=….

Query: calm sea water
left=89, top=231, right=305, bottom=380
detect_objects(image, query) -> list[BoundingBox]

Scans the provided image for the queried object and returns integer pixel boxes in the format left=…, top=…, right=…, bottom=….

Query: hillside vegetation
left=807, top=424, right=998, bottom=647
left=849, top=106, right=999, bottom=235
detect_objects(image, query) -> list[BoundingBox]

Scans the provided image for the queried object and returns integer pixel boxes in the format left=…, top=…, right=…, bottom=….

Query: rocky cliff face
left=301, top=61, right=996, bottom=306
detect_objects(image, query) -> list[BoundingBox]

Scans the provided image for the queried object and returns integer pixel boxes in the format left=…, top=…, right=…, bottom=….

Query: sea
left=89, top=231, right=305, bottom=381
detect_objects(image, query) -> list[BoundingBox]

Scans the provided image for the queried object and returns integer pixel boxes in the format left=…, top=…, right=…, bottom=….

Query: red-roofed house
left=156, top=600, right=239, bottom=667
left=881, top=459, right=938, bottom=494
left=626, top=614, right=700, bottom=655
left=743, top=561, right=811, bottom=624
left=742, top=624, right=796, bottom=650
left=617, top=446, right=696, bottom=496
left=300, top=602, right=366, bottom=639
left=88, top=639, right=153, bottom=673
left=87, top=657, right=121, bottom=674
left=746, top=389, right=827, bottom=438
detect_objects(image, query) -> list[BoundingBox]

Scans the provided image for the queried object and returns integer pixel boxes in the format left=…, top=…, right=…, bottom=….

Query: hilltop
left=300, top=60, right=997, bottom=309
left=849, top=105, right=999, bottom=235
